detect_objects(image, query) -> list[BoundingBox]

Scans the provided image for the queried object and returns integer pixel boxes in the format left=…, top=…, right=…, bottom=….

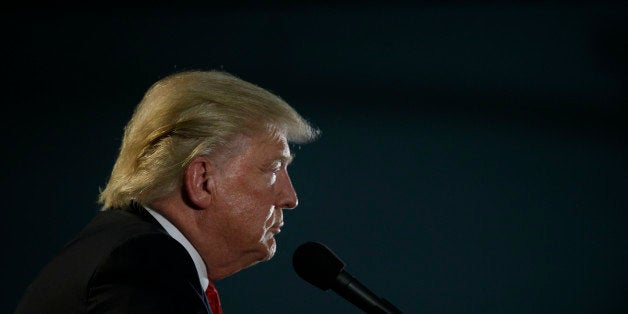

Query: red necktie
left=205, top=281, right=223, bottom=314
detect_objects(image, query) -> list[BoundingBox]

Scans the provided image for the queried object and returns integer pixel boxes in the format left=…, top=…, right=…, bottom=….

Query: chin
left=262, top=239, right=277, bottom=261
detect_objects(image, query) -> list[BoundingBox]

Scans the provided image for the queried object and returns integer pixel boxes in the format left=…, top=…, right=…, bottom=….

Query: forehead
left=223, top=132, right=291, bottom=166
left=251, top=133, right=291, bottom=158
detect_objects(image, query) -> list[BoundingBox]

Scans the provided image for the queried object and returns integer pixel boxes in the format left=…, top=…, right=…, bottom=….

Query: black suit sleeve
left=85, top=233, right=209, bottom=314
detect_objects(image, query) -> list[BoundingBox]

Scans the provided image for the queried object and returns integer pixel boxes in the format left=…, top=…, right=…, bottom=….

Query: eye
left=270, top=161, right=283, bottom=173
left=267, top=161, right=283, bottom=185
left=269, top=171, right=278, bottom=185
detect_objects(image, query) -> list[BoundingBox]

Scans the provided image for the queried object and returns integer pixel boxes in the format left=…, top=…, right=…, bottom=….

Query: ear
left=183, top=156, right=214, bottom=209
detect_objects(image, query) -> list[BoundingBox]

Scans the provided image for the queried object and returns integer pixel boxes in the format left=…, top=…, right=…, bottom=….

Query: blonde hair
left=98, top=70, right=319, bottom=209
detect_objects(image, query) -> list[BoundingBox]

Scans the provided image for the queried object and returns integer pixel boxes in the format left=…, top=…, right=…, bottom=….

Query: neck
left=148, top=196, right=257, bottom=281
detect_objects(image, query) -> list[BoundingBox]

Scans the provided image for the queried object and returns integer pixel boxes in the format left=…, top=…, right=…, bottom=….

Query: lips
left=270, top=222, right=284, bottom=234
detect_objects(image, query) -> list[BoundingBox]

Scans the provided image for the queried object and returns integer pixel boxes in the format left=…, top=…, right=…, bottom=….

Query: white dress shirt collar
left=144, top=206, right=210, bottom=291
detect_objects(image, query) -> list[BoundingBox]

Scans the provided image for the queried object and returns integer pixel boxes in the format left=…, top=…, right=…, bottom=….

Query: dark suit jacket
left=15, top=203, right=211, bottom=314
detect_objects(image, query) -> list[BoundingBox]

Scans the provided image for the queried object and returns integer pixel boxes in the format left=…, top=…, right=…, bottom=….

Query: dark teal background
left=3, top=2, right=627, bottom=313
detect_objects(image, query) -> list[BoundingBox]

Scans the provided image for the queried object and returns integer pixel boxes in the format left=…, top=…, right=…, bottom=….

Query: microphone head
left=292, top=241, right=346, bottom=290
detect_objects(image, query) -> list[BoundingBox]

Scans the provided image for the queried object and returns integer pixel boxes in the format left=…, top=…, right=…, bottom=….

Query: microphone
left=292, top=241, right=402, bottom=314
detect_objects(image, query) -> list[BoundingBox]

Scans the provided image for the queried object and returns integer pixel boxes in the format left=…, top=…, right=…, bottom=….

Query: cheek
left=217, top=179, right=260, bottom=212
left=217, top=176, right=277, bottom=228
left=239, top=178, right=277, bottom=212
left=247, top=201, right=275, bottom=229
left=225, top=189, right=275, bottom=228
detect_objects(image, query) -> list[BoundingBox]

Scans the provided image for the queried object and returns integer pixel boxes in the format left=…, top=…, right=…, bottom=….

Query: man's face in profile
left=205, top=132, right=298, bottom=266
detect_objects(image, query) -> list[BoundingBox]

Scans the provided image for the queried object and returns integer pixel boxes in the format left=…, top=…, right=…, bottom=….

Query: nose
left=277, top=168, right=298, bottom=210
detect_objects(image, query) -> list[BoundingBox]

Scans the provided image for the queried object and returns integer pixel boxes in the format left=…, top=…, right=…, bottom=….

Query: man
left=15, top=70, right=319, bottom=313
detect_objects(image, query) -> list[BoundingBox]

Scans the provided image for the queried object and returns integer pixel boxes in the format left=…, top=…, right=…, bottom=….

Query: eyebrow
left=277, top=153, right=295, bottom=166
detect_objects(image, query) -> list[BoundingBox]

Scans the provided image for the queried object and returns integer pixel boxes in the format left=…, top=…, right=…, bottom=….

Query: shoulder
left=86, top=208, right=199, bottom=281
left=86, top=208, right=201, bottom=289
left=92, top=231, right=197, bottom=281
left=16, top=208, right=207, bottom=314
left=85, top=229, right=207, bottom=313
